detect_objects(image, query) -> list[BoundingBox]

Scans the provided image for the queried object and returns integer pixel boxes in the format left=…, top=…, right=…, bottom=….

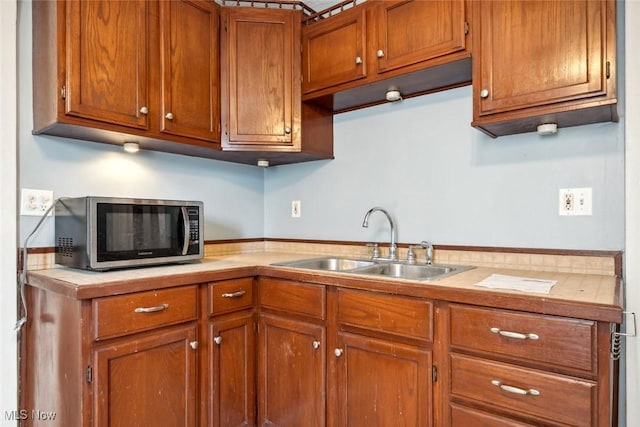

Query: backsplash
left=25, top=240, right=619, bottom=277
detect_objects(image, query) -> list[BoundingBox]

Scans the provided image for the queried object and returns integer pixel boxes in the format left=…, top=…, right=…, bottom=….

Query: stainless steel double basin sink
left=272, top=256, right=473, bottom=281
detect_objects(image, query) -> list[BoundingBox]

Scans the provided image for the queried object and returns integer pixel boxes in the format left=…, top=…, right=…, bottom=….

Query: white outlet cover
left=558, top=188, right=592, bottom=216
left=21, top=188, right=54, bottom=216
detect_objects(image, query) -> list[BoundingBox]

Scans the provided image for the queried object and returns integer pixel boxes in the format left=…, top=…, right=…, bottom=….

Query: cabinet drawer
left=449, top=304, right=595, bottom=373
left=208, top=278, right=254, bottom=316
left=259, top=278, right=325, bottom=320
left=93, top=286, right=198, bottom=340
left=451, top=354, right=596, bottom=427
left=337, top=289, right=432, bottom=342
left=451, top=403, right=536, bottom=427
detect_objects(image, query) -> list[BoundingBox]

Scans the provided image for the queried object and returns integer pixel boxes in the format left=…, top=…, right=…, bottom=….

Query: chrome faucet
left=362, top=207, right=397, bottom=260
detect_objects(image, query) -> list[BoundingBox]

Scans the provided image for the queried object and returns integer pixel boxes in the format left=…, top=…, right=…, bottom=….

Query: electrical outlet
left=559, top=188, right=592, bottom=216
left=21, top=188, right=54, bottom=216
left=291, top=200, right=301, bottom=218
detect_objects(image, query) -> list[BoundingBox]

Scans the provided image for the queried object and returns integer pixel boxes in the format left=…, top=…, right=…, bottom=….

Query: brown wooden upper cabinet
left=221, top=7, right=300, bottom=149
left=220, top=7, right=333, bottom=164
left=301, top=0, right=472, bottom=112
left=58, top=0, right=151, bottom=131
left=33, top=0, right=221, bottom=149
left=159, top=0, right=220, bottom=142
left=471, top=0, right=618, bottom=137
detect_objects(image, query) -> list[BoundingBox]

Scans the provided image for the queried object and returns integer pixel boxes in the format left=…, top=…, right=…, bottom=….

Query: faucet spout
left=362, top=207, right=397, bottom=260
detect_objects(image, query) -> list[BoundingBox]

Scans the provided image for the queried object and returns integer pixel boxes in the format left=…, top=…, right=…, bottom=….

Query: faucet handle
left=406, top=245, right=418, bottom=264
left=420, top=241, right=434, bottom=265
left=366, top=242, right=380, bottom=259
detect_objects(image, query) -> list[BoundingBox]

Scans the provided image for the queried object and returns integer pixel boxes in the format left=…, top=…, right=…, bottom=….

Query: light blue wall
left=18, top=0, right=625, bottom=252
left=265, top=86, right=625, bottom=250
left=17, top=0, right=265, bottom=247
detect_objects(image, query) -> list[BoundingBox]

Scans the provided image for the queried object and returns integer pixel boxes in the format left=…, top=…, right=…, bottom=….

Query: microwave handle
left=181, top=207, right=190, bottom=255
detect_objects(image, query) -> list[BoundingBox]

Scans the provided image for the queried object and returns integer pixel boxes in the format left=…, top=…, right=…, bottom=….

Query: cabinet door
left=159, top=0, right=219, bottom=142
left=475, top=0, right=609, bottom=116
left=333, top=332, right=433, bottom=427
left=209, top=312, right=256, bottom=427
left=302, top=6, right=367, bottom=94
left=93, top=324, right=198, bottom=426
left=258, top=313, right=325, bottom=427
left=65, top=0, right=149, bottom=129
left=375, top=0, right=467, bottom=74
left=221, top=8, right=300, bottom=149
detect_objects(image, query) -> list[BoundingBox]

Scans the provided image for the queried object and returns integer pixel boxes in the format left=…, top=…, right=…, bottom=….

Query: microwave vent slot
left=58, top=237, right=74, bottom=258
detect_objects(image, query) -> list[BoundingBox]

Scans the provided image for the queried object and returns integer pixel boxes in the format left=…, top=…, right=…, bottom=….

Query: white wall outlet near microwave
left=20, top=188, right=54, bottom=216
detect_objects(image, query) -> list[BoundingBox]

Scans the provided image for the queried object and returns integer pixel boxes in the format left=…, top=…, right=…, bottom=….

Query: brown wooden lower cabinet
left=332, top=332, right=432, bottom=426
left=21, top=274, right=619, bottom=427
left=93, top=324, right=199, bottom=426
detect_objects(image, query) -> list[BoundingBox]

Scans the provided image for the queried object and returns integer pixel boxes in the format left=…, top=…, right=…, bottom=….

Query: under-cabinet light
left=123, top=142, right=140, bottom=153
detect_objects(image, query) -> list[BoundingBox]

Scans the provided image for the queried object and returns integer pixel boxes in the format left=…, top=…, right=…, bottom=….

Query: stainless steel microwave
left=55, top=197, right=204, bottom=271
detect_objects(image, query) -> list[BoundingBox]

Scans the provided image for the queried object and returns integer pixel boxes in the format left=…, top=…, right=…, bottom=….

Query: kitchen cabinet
left=21, top=284, right=200, bottom=426
left=330, top=288, right=434, bottom=426
left=302, top=0, right=472, bottom=112
left=159, top=0, right=220, bottom=142
left=93, top=325, right=198, bottom=426
left=33, top=0, right=221, bottom=150
left=33, top=0, right=329, bottom=166
left=471, top=0, right=618, bottom=137
left=20, top=259, right=621, bottom=427
left=220, top=7, right=333, bottom=165
left=446, top=303, right=616, bottom=426
left=205, top=278, right=256, bottom=427
left=257, top=277, right=326, bottom=426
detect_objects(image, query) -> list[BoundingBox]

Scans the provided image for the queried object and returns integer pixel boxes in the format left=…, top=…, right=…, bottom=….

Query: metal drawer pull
left=490, top=327, right=539, bottom=340
left=491, top=380, right=540, bottom=396
left=134, top=303, right=169, bottom=313
left=221, top=290, right=246, bottom=298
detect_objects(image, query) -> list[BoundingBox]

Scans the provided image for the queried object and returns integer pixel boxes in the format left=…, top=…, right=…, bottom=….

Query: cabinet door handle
left=376, top=49, right=384, bottom=58
left=190, top=341, right=199, bottom=350
left=334, top=348, right=344, bottom=357
left=284, top=127, right=291, bottom=134
left=139, top=106, right=149, bottom=115
left=355, top=56, right=362, bottom=64
left=491, top=380, right=540, bottom=396
left=221, top=290, right=246, bottom=298
left=312, top=340, right=321, bottom=349
left=214, top=336, right=222, bottom=345
left=134, top=303, right=169, bottom=313
left=480, top=89, right=489, bottom=99
left=490, top=327, right=539, bottom=340
left=165, top=112, right=174, bottom=120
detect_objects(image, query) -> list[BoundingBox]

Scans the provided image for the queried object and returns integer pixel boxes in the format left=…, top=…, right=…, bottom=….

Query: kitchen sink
left=272, top=257, right=472, bottom=281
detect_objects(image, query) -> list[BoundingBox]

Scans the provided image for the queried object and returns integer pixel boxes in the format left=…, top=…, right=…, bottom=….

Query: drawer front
left=259, top=278, right=325, bottom=320
left=451, top=354, right=596, bottom=427
left=449, top=304, right=595, bottom=373
left=337, top=288, right=432, bottom=342
left=451, top=403, right=536, bottom=427
left=93, top=286, right=198, bottom=340
left=208, top=277, right=254, bottom=316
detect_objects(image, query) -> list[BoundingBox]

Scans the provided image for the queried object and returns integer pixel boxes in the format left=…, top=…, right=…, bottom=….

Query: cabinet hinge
left=464, top=22, right=469, bottom=35
left=60, top=85, right=66, bottom=100
left=606, top=61, right=611, bottom=79
left=86, top=365, right=93, bottom=384
left=432, top=365, right=437, bottom=383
